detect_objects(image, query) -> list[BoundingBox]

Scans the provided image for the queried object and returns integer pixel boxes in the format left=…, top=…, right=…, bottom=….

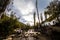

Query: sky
left=8, top=0, right=52, bottom=25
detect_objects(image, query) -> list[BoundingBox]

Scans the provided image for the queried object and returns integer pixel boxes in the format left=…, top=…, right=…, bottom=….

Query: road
left=4, top=29, right=51, bottom=40
left=12, top=29, right=39, bottom=40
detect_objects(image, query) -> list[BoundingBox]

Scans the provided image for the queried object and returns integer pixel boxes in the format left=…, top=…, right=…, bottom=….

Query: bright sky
left=9, top=0, right=52, bottom=25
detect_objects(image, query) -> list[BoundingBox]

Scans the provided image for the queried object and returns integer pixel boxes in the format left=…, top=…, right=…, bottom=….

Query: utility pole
left=33, top=12, right=36, bottom=27
left=36, top=0, right=40, bottom=27
left=40, top=13, right=43, bottom=22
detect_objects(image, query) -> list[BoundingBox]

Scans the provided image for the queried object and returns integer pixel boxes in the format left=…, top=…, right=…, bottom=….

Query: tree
left=0, top=12, right=27, bottom=39
left=44, top=0, right=60, bottom=22
left=0, top=0, right=11, bottom=14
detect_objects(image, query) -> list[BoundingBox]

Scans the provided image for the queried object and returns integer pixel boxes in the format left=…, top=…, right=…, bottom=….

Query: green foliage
left=44, top=0, right=60, bottom=21
left=0, top=13, right=27, bottom=38
left=0, top=0, right=11, bottom=14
